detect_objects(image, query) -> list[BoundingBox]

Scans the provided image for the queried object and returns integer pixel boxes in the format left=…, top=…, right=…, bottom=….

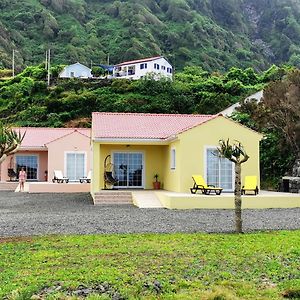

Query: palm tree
left=217, top=139, right=249, bottom=233
left=0, top=125, right=25, bottom=164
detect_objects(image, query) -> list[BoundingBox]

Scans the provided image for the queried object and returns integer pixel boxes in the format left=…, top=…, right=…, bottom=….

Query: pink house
left=0, top=128, right=91, bottom=183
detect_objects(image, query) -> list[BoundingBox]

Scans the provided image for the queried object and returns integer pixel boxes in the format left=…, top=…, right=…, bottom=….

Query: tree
left=0, top=125, right=25, bottom=164
left=260, top=70, right=300, bottom=157
left=217, top=139, right=249, bottom=233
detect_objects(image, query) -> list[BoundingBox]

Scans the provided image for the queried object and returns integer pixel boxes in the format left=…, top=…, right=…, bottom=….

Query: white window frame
left=112, top=151, right=145, bottom=189
left=64, top=151, right=87, bottom=181
left=170, top=148, right=176, bottom=170
left=204, top=146, right=235, bottom=192
left=15, top=154, right=39, bottom=181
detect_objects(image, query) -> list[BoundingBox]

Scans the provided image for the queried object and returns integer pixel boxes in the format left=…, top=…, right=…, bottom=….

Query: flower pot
left=153, top=181, right=161, bottom=190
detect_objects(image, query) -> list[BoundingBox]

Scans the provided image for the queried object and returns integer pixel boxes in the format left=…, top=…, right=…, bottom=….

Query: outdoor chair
left=79, top=170, right=91, bottom=183
left=7, top=168, right=17, bottom=181
left=52, top=170, right=69, bottom=183
left=241, top=176, right=259, bottom=195
left=190, top=175, right=223, bottom=195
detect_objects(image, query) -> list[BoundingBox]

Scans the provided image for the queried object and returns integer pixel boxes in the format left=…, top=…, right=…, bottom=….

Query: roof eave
left=93, top=136, right=177, bottom=144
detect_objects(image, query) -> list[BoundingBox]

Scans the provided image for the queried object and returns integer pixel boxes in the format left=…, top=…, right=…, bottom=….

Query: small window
left=144, top=63, right=147, bottom=69
left=70, top=71, right=75, bottom=78
left=171, top=148, right=176, bottom=169
left=162, top=66, right=166, bottom=70
left=140, top=64, right=144, bottom=69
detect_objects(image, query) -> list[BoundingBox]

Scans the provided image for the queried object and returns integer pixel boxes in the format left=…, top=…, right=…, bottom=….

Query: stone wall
left=279, top=177, right=300, bottom=193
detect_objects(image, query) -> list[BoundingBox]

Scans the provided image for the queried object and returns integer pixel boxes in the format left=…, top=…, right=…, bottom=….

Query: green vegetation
left=233, top=68, right=300, bottom=188
left=1, top=0, right=300, bottom=71
left=0, top=231, right=299, bottom=299
left=0, top=64, right=286, bottom=127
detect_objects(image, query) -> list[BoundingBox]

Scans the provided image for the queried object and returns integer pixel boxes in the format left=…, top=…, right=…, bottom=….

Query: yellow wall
left=162, top=140, right=181, bottom=192
left=177, top=116, right=262, bottom=192
left=156, top=192, right=300, bottom=209
left=92, top=143, right=165, bottom=193
left=91, top=142, right=100, bottom=195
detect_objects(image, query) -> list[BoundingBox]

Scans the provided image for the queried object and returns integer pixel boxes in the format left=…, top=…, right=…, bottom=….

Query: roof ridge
left=92, top=112, right=215, bottom=118
left=115, top=56, right=163, bottom=65
left=13, top=127, right=90, bottom=130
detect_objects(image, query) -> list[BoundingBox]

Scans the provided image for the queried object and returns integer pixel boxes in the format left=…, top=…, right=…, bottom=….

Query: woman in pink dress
left=19, top=167, right=27, bottom=192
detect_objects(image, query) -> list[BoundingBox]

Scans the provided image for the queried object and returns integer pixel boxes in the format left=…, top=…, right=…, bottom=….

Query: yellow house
left=91, top=112, right=263, bottom=197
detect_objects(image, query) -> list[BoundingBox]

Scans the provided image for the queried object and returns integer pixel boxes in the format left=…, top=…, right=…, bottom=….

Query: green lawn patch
left=0, top=231, right=299, bottom=299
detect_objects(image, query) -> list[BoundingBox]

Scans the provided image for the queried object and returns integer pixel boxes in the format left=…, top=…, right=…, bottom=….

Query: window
left=16, top=155, right=38, bottom=180
left=154, top=63, right=160, bottom=70
left=206, top=148, right=233, bottom=191
left=66, top=152, right=86, bottom=181
left=140, top=63, right=148, bottom=70
left=70, top=71, right=75, bottom=77
left=162, top=66, right=166, bottom=70
left=167, top=68, right=173, bottom=74
left=171, top=148, right=176, bottom=169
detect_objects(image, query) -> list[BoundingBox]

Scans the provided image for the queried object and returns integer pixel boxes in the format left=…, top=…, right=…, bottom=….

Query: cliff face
left=1, top=0, right=300, bottom=71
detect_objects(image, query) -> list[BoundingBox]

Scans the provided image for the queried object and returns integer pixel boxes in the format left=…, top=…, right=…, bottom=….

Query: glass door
left=16, top=155, right=38, bottom=180
left=113, top=152, right=143, bottom=188
left=66, top=153, right=85, bottom=181
left=206, top=148, right=234, bottom=191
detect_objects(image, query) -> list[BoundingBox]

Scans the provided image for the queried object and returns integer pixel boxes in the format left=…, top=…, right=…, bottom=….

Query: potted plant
left=153, top=174, right=161, bottom=190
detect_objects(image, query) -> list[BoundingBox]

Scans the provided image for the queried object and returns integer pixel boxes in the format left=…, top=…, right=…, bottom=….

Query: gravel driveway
left=0, top=191, right=299, bottom=237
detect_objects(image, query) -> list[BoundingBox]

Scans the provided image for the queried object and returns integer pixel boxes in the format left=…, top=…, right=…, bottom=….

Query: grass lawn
left=0, top=231, right=299, bottom=300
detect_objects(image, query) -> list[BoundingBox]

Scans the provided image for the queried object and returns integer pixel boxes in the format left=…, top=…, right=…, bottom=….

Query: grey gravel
left=0, top=191, right=299, bottom=237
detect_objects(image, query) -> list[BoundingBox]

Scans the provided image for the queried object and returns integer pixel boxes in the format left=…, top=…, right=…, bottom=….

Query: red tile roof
left=13, top=128, right=90, bottom=148
left=115, top=56, right=162, bottom=67
left=92, top=112, right=218, bottom=140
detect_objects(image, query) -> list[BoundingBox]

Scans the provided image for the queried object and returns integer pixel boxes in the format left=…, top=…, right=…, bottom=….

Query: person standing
left=19, top=167, right=27, bottom=192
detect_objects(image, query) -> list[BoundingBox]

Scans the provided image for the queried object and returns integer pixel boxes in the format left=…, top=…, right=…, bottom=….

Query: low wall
left=28, top=182, right=90, bottom=193
left=156, top=191, right=300, bottom=209
left=0, top=182, right=18, bottom=191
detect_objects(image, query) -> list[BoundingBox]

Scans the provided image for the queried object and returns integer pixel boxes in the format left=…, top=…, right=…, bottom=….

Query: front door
left=113, top=152, right=144, bottom=188
left=16, top=155, right=38, bottom=180
left=66, top=153, right=85, bottom=181
left=206, top=148, right=234, bottom=191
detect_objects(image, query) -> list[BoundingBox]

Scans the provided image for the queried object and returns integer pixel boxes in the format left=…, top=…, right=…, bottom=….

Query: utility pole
left=12, top=49, right=15, bottom=77
left=45, top=50, right=48, bottom=70
left=47, top=49, right=51, bottom=86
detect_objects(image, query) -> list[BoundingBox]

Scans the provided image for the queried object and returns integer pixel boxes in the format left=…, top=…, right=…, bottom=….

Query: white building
left=112, top=56, right=173, bottom=80
left=59, top=62, right=93, bottom=79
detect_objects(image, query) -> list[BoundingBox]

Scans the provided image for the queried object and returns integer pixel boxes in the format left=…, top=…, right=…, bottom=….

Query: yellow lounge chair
left=241, top=176, right=259, bottom=195
left=190, top=175, right=223, bottom=195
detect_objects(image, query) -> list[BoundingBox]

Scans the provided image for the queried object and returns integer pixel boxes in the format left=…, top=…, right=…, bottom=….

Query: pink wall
left=0, top=150, right=48, bottom=182
left=46, top=131, right=91, bottom=182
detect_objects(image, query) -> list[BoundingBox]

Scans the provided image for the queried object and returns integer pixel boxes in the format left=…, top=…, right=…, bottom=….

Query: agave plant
left=0, top=125, right=25, bottom=164
left=217, top=139, right=249, bottom=233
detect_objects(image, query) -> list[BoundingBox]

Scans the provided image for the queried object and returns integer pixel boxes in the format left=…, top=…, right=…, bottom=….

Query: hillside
left=1, top=0, right=300, bottom=71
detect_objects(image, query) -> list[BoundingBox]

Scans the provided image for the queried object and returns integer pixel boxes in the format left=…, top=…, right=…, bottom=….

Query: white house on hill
left=112, top=56, right=173, bottom=80
left=59, top=62, right=93, bottom=79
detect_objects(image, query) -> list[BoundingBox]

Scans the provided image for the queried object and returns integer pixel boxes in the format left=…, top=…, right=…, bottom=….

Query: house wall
left=59, top=64, right=92, bottom=78
left=47, top=132, right=91, bottom=182
left=162, top=140, right=181, bottom=192
left=114, top=58, right=173, bottom=80
left=0, top=150, right=48, bottom=182
left=92, top=143, right=165, bottom=193
left=177, top=116, right=262, bottom=193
